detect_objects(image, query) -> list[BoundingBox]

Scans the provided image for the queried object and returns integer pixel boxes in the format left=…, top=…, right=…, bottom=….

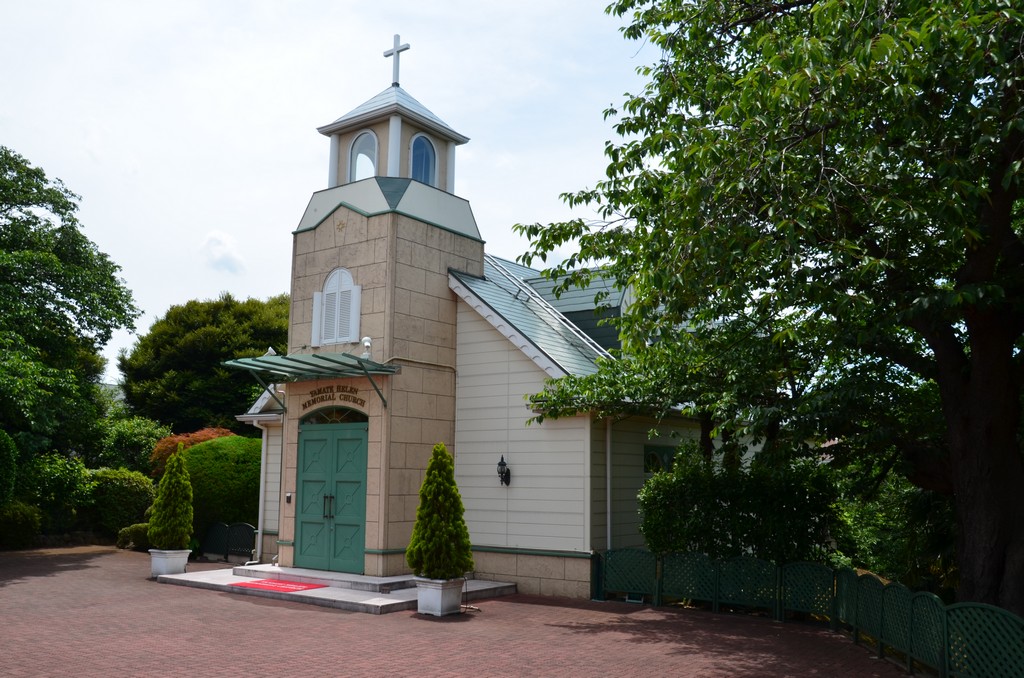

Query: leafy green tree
left=406, top=443, right=474, bottom=580
left=518, top=1, right=1024, bottom=613
left=119, top=292, right=287, bottom=434
left=94, top=412, right=171, bottom=474
left=0, top=147, right=138, bottom=456
left=16, top=453, right=94, bottom=533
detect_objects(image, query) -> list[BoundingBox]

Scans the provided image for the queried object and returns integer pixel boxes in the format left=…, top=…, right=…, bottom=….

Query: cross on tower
left=383, top=34, right=410, bottom=87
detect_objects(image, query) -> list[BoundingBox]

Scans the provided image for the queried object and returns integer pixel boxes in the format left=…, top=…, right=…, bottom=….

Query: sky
left=1, top=1, right=656, bottom=383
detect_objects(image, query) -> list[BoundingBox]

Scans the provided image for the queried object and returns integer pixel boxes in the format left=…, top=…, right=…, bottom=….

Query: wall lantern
left=497, top=456, right=511, bottom=486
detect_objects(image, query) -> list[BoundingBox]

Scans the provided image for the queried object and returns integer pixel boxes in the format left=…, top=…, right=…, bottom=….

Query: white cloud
left=201, top=231, right=246, bottom=275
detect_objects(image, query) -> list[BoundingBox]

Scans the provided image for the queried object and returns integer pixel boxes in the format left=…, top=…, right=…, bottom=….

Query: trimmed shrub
left=406, top=442, right=474, bottom=580
left=0, top=500, right=42, bottom=549
left=90, top=468, right=155, bottom=537
left=183, top=436, right=260, bottom=544
left=147, top=448, right=193, bottom=550
left=149, top=428, right=234, bottom=478
left=116, top=523, right=151, bottom=551
left=638, top=451, right=839, bottom=563
left=0, top=429, right=16, bottom=507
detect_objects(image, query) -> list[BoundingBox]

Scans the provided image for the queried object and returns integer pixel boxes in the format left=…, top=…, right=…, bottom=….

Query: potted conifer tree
left=147, top=445, right=194, bottom=577
left=406, top=442, right=475, bottom=616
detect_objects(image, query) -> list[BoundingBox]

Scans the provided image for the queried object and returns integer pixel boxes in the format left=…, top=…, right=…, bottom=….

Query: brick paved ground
left=0, top=546, right=908, bottom=677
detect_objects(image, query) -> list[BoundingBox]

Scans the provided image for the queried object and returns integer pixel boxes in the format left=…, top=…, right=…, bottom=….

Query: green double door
left=295, top=422, right=368, bottom=573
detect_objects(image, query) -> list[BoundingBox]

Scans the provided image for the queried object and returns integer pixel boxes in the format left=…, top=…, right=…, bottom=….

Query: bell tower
left=317, top=34, right=469, bottom=193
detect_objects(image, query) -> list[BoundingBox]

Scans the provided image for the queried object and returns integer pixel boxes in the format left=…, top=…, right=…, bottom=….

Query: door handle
left=323, top=494, right=329, bottom=519
left=327, top=494, right=335, bottom=519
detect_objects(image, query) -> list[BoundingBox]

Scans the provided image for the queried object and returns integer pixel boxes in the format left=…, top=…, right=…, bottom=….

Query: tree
left=94, top=413, right=171, bottom=475
left=119, top=292, right=288, bottom=434
left=0, top=147, right=138, bottom=456
left=406, top=443, right=474, bottom=580
left=517, top=1, right=1024, bottom=613
left=147, top=446, right=193, bottom=551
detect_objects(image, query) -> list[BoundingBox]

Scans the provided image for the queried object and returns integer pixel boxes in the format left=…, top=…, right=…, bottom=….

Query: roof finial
left=383, top=34, right=410, bottom=87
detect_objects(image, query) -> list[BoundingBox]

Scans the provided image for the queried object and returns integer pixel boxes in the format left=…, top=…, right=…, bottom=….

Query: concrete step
left=232, top=563, right=419, bottom=593
left=157, top=567, right=516, bottom=615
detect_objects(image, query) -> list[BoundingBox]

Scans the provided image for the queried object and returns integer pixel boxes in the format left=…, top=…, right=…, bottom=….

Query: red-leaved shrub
left=149, top=428, right=234, bottom=478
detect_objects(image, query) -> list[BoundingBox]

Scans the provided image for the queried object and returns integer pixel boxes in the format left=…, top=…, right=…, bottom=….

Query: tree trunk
left=942, top=321, right=1024, bottom=616
left=950, top=424, right=1024, bottom=616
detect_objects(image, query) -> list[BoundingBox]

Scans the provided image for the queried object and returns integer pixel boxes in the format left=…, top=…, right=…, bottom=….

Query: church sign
left=301, top=384, right=366, bottom=411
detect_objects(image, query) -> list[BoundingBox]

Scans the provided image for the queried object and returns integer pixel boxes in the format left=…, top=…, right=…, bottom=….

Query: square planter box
left=415, top=577, right=465, bottom=616
left=149, top=549, right=191, bottom=577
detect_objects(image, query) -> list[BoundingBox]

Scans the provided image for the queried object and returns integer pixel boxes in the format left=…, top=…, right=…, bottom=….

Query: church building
left=228, top=36, right=699, bottom=598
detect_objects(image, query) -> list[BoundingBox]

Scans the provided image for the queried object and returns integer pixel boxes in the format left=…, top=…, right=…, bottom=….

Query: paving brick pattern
left=0, top=547, right=907, bottom=677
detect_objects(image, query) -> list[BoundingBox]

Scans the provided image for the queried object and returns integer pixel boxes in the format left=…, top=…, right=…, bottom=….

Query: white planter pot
left=149, top=549, right=191, bottom=577
left=415, top=577, right=465, bottom=616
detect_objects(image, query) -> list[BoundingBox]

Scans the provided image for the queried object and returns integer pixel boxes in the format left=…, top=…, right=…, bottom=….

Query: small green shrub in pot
left=147, top=446, right=193, bottom=550
left=406, top=442, right=474, bottom=580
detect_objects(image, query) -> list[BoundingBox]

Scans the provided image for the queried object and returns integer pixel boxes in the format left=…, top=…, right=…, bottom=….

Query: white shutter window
left=340, top=285, right=361, bottom=342
left=315, top=269, right=360, bottom=345
left=323, top=290, right=339, bottom=343
left=336, top=287, right=351, bottom=341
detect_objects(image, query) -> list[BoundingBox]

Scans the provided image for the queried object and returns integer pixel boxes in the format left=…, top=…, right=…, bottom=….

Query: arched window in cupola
left=311, top=268, right=361, bottom=346
left=410, top=134, right=436, bottom=186
left=349, top=132, right=377, bottom=182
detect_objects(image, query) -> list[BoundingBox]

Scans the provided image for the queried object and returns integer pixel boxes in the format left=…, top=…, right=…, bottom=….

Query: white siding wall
left=590, top=417, right=700, bottom=551
left=455, top=304, right=590, bottom=552
left=263, top=423, right=283, bottom=533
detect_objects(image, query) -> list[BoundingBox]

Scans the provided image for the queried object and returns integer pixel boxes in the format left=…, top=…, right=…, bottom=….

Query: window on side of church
left=410, top=134, right=436, bottom=186
left=349, top=132, right=377, bottom=182
left=311, top=268, right=361, bottom=347
left=644, top=445, right=677, bottom=479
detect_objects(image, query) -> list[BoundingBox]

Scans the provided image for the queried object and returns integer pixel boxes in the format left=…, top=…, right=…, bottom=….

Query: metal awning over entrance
left=224, top=352, right=400, bottom=410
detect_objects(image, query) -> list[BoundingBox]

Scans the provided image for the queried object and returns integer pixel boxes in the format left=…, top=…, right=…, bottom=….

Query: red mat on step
left=229, top=579, right=327, bottom=593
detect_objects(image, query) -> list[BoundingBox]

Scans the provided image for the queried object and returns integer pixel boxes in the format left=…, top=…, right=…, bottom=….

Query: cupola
left=317, top=35, right=469, bottom=194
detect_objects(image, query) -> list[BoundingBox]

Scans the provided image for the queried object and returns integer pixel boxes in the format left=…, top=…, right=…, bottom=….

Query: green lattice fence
left=879, top=583, right=912, bottom=660
left=662, top=551, right=717, bottom=605
left=602, top=548, right=657, bottom=601
left=910, top=592, right=946, bottom=674
left=716, top=556, right=777, bottom=616
left=599, top=549, right=1024, bottom=676
left=946, top=603, right=1024, bottom=677
left=780, top=562, right=834, bottom=622
left=856, top=574, right=885, bottom=644
left=834, top=567, right=859, bottom=629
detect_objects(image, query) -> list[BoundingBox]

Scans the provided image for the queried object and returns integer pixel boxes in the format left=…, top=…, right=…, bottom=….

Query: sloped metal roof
left=528, top=269, right=625, bottom=314
left=317, top=85, right=469, bottom=145
left=449, top=255, right=610, bottom=377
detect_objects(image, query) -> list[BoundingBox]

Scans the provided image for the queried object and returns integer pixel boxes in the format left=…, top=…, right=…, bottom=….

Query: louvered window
left=311, top=268, right=361, bottom=346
